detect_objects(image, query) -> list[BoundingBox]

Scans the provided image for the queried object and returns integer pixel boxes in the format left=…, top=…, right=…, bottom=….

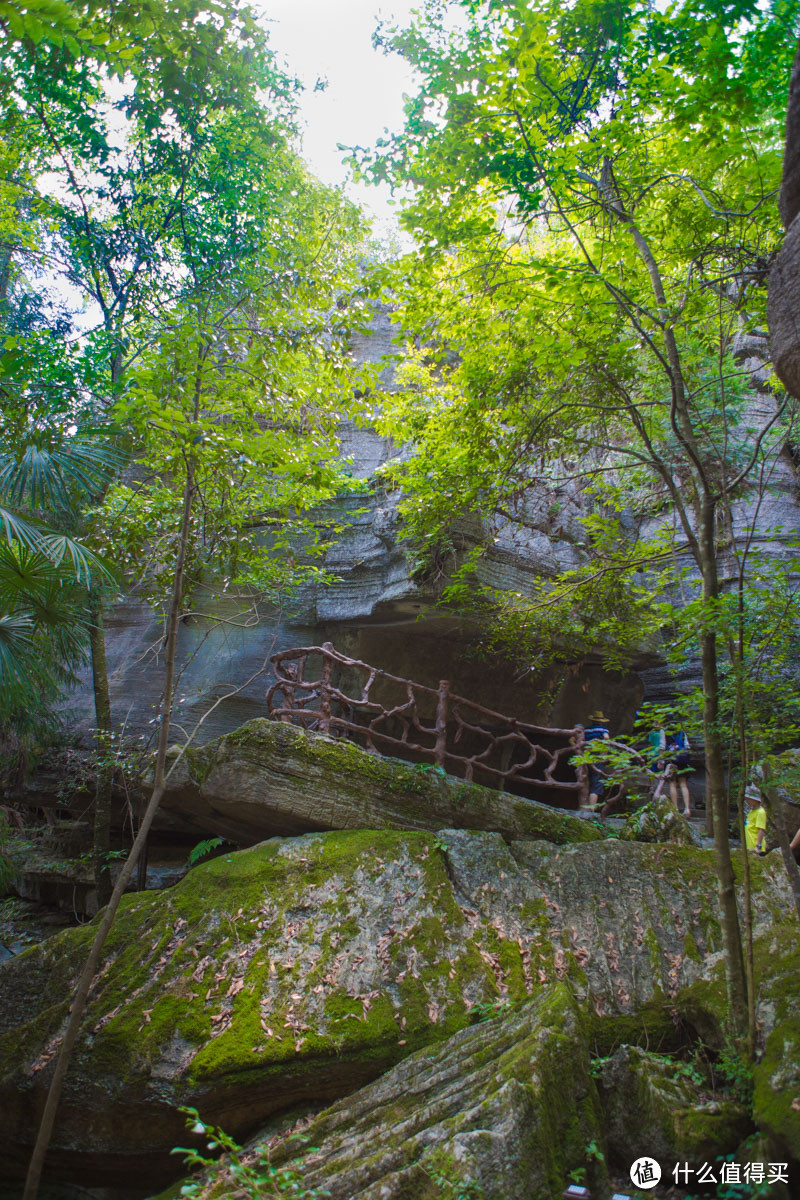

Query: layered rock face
left=60, top=414, right=645, bottom=748
left=770, top=43, right=800, bottom=398
left=1, top=827, right=796, bottom=1190
left=167, top=1004, right=761, bottom=1200
left=41, top=40, right=799, bottom=756
left=49, top=242, right=800, bottom=756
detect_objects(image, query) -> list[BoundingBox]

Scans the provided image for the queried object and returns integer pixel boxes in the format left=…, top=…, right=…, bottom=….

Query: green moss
left=751, top=926, right=800, bottom=1158
left=587, top=1002, right=687, bottom=1058
left=754, top=1025, right=800, bottom=1159
left=683, top=931, right=702, bottom=963
left=494, top=937, right=527, bottom=998
left=179, top=743, right=215, bottom=787
left=673, top=975, right=730, bottom=1050
left=673, top=1100, right=752, bottom=1159
left=643, top=926, right=663, bottom=976
left=14, top=826, right=519, bottom=1104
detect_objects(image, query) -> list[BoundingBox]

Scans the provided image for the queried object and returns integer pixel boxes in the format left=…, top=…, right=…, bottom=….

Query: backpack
left=667, top=729, right=690, bottom=767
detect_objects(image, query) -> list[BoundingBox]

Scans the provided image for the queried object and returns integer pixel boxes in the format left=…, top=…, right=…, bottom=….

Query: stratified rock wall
left=779, top=42, right=800, bottom=231
left=769, top=42, right=800, bottom=398
left=55, top=176, right=800, bottom=752
left=240, top=985, right=610, bottom=1200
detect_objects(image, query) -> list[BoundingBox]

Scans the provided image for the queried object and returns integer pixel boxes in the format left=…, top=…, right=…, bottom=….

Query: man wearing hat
left=584, top=709, right=610, bottom=810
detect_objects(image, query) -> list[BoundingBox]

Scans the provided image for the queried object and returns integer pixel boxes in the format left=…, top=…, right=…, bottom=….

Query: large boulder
left=752, top=922, right=800, bottom=1162
left=1, top=830, right=503, bottom=1188
left=441, top=831, right=788, bottom=1023
left=151, top=719, right=603, bottom=845
left=167, top=984, right=610, bottom=1200
left=0, top=830, right=793, bottom=1189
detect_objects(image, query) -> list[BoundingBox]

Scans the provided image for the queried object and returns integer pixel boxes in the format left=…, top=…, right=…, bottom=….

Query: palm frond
left=39, top=532, right=115, bottom=587
left=0, top=506, right=45, bottom=553
left=0, top=446, right=65, bottom=510
left=0, top=610, right=38, bottom=701
left=0, top=592, right=87, bottom=720
left=0, top=509, right=115, bottom=588
left=0, top=429, right=126, bottom=513
left=0, top=544, right=61, bottom=608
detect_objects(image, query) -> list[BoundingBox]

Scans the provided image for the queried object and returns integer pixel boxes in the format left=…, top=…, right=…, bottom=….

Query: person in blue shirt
left=654, top=728, right=692, bottom=816
left=583, top=710, right=610, bottom=810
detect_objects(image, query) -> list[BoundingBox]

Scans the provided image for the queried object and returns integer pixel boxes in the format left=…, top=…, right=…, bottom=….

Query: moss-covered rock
left=751, top=922, right=800, bottom=1162
left=0, top=829, right=794, bottom=1190
left=0, top=830, right=507, bottom=1188
left=597, top=1044, right=751, bottom=1168
left=619, top=795, right=702, bottom=846
left=165, top=984, right=610, bottom=1200
left=443, top=832, right=789, bottom=1020
left=729, top=1135, right=793, bottom=1200
left=152, top=718, right=604, bottom=846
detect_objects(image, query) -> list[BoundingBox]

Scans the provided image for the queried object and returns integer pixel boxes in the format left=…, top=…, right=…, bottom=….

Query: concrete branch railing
left=266, top=642, right=589, bottom=808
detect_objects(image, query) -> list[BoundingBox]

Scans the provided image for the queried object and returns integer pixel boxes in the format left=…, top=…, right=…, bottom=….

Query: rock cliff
left=770, top=42, right=800, bottom=399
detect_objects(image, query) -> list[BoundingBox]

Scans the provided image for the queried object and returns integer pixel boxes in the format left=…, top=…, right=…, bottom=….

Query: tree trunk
left=697, top=503, right=747, bottom=1031
left=732, top=573, right=758, bottom=1053
left=136, top=831, right=149, bottom=892
left=89, top=335, right=130, bottom=900
left=700, top=627, right=746, bottom=1018
left=771, top=802, right=800, bottom=927
left=89, top=599, right=113, bottom=908
left=733, top=709, right=756, bottom=1056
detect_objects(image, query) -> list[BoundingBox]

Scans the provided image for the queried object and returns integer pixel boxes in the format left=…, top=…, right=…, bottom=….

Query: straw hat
left=589, top=710, right=609, bottom=722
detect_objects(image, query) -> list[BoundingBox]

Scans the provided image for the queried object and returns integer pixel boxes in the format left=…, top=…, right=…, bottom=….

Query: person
left=646, top=726, right=666, bottom=774
left=744, top=787, right=768, bottom=855
left=663, top=727, right=692, bottom=817
left=583, top=709, right=610, bottom=811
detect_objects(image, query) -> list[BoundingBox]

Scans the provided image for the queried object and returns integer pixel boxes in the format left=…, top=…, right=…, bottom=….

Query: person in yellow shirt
left=744, top=787, right=768, bottom=855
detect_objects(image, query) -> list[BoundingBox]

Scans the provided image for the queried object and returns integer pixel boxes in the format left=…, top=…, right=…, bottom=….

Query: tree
left=0, top=0, right=306, bottom=898
left=0, top=510, right=109, bottom=730
left=17, top=0, right=368, bottom=1183
left=0, top=322, right=118, bottom=737
left=361, top=0, right=799, bottom=1029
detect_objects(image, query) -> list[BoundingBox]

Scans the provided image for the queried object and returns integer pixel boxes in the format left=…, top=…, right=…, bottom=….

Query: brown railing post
left=319, top=642, right=334, bottom=733
left=435, top=680, right=450, bottom=767
left=281, top=662, right=299, bottom=721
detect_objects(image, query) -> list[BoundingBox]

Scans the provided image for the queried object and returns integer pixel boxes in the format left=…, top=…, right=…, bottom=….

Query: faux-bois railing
left=266, top=642, right=589, bottom=808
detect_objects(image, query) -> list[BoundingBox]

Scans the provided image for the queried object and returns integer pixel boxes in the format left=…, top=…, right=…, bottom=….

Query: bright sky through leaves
left=255, top=0, right=418, bottom=235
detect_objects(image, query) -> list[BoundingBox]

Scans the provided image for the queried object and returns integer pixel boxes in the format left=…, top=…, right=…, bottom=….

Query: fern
left=187, top=837, right=225, bottom=866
